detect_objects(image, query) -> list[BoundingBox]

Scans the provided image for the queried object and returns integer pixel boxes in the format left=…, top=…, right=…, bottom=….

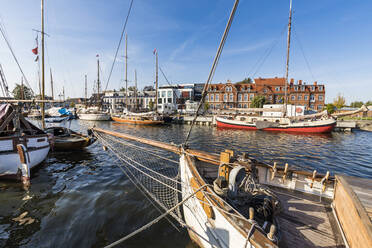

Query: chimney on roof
left=299, top=80, right=302, bottom=85
left=314, top=81, right=317, bottom=85
left=290, top=78, right=294, bottom=84
left=227, top=80, right=231, bottom=84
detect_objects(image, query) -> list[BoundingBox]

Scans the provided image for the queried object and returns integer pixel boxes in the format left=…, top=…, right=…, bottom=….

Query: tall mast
left=284, top=0, right=292, bottom=115
left=85, top=74, right=87, bottom=107
left=62, top=86, right=65, bottom=101
left=20, top=77, right=24, bottom=100
left=41, top=0, right=45, bottom=129
left=97, top=55, right=100, bottom=109
left=134, top=69, right=137, bottom=110
left=50, top=68, right=54, bottom=100
left=155, top=51, right=158, bottom=113
left=125, top=34, right=128, bottom=109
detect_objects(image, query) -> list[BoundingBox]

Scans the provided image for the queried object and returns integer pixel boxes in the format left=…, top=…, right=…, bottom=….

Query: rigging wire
left=292, top=28, right=316, bottom=82
left=0, top=18, right=34, bottom=95
left=184, top=0, right=240, bottom=146
left=104, top=0, right=134, bottom=92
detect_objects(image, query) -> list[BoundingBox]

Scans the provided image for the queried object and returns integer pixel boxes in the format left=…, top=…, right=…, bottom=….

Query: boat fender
left=267, top=224, right=277, bottom=243
left=228, top=165, right=246, bottom=198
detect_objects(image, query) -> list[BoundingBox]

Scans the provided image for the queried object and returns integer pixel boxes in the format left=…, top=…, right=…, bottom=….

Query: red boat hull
left=216, top=119, right=336, bottom=133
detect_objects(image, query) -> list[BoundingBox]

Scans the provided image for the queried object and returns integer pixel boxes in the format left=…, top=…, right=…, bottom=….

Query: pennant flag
left=153, top=48, right=157, bottom=55
left=34, top=56, right=39, bottom=62
left=96, top=54, right=99, bottom=57
left=32, top=47, right=38, bottom=55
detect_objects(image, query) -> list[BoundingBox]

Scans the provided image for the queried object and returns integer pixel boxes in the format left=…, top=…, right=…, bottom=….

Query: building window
left=223, top=94, right=227, bottom=101
left=238, top=94, right=242, bottom=101
left=304, top=95, right=309, bottom=100
left=294, top=86, right=298, bottom=91
left=310, top=104, right=314, bottom=109
left=301, top=86, right=305, bottom=91
left=318, top=105, right=323, bottom=110
left=161, top=91, right=165, bottom=97
left=275, top=87, right=280, bottom=91
left=168, top=98, right=172, bottom=103
left=244, top=104, right=247, bottom=108
left=244, top=94, right=248, bottom=101
left=210, top=94, right=214, bottom=102
left=269, top=95, right=273, bottom=101
left=238, top=104, right=242, bottom=108
left=311, top=86, right=315, bottom=91
left=291, top=95, right=295, bottom=100
left=229, top=93, right=233, bottom=101
left=319, top=86, right=323, bottom=91
left=229, top=103, right=233, bottom=108
left=310, top=95, right=315, bottom=101
left=158, top=98, right=162, bottom=104
left=215, top=94, right=219, bottom=101
left=216, top=104, right=220, bottom=109
left=250, top=94, right=254, bottom=100
left=247, top=87, right=251, bottom=92
left=318, top=95, right=324, bottom=101
left=298, top=95, right=302, bottom=100
left=263, top=88, right=267, bottom=93
left=167, top=91, right=172, bottom=97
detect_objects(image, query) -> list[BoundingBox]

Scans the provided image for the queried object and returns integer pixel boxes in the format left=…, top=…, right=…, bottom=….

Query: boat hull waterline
left=216, top=117, right=336, bottom=133
left=112, top=116, right=164, bottom=125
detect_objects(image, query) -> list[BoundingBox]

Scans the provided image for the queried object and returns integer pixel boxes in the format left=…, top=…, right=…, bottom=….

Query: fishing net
left=93, top=130, right=184, bottom=225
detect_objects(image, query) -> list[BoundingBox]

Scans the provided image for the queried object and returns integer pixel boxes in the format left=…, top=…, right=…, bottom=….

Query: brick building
left=206, top=77, right=325, bottom=111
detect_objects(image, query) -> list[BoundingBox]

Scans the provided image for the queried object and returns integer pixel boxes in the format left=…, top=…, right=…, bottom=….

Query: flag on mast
left=153, top=48, right=157, bottom=55
left=32, top=47, right=38, bottom=55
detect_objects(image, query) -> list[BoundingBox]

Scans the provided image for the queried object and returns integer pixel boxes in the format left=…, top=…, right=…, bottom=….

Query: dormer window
left=275, top=87, right=280, bottom=91
left=318, top=86, right=323, bottom=91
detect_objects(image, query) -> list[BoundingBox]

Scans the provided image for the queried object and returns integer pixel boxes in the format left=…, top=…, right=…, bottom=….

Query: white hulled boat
left=0, top=104, right=50, bottom=179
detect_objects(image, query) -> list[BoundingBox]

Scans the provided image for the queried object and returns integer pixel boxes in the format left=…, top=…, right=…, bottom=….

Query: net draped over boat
left=93, top=130, right=185, bottom=225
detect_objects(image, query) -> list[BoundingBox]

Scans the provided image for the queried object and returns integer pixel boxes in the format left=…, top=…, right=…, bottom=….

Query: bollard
left=282, top=163, right=288, bottom=182
left=271, top=162, right=277, bottom=181
left=267, top=224, right=277, bottom=241
left=310, top=170, right=317, bottom=188
left=16, top=144, right=30, bottom=189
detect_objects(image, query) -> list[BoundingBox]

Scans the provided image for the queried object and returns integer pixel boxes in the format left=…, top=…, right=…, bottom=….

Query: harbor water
left=1, top=120, right=372, bottom=247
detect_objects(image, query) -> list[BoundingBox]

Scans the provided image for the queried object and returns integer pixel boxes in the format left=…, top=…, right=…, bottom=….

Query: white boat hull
left=78, top=113, right=111, bottom=121
left=0, top=136, right=50, bottom=178
left=180, top=154, right=252, bottom=248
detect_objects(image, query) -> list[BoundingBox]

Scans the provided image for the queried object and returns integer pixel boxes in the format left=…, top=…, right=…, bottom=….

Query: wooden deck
left=341, top=175, right=372, bottom=220
left=270, top=186, right=345, bottom=248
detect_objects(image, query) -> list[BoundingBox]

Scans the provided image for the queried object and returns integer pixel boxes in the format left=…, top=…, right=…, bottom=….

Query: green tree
left=203, top=102, right=210, bottom=113
left=365, top=101, right=372, bottom=106
left=148, top=100, right=154, bottom=110
left=350, top=101, right=364, bottom=108
left=70, top=101, right=76, bottom=108
left=324, top=103, right=335, bottom=114
left=119, top=87, right=126, bottom=92
left=236, top=77, right=252, bottom=84
left=251, top=95, right=266, bottom=108
left=333, top=93, right=346, bottom=109
left=12, top=84, right=33, bottom=100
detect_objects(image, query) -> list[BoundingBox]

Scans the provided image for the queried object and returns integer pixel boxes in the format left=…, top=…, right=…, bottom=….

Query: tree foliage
left=251, top=95, right=266, bottom=108
left=325, top=103, right=335, bottom=114
left=143, top=85, right=155, bottom=91
left=350, top=101, right=364, bottom=108
left=12, top=84, right=33, bottom=100
left=365, top=101, right=372, bottom=106
left=236, top=77, right=253, bottom=84
left=148, top=100, right=154, bottom=110
left=333, top=94, right=346, bottom=109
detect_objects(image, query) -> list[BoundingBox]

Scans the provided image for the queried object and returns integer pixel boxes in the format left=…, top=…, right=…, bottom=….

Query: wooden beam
left=0, top=111, right=15, bottom=131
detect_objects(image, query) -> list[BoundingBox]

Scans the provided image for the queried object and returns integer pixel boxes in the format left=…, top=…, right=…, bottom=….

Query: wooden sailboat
left=91, top=2, right=372, bottom=247
left=92, top=127, right=372, bottom=248
left=78, top=56, right=111, bottom=121
left=112, top=34, right=164, bottom=125
left=45, top=126, right=95, bottom=150
left=216, top=0, right=336, bottom=133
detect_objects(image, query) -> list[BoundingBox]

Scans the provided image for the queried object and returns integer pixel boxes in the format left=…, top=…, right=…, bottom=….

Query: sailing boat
left=91, top=1, right=372, bottom=247
left=78, top=56, right=111, bottom=121
left=111, top=34, right=164, bottom=125
left=216, top=0, right=336, bottom=133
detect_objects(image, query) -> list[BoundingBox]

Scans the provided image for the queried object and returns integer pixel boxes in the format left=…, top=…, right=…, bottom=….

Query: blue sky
left=0, top=0, right=371, bottom=103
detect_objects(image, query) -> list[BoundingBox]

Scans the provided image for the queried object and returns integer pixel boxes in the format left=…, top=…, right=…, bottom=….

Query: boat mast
left=20, top=77, right=24, bottom=100
left=85, top=74, right=87, bottom=107
left=125, top=34, right=128, bottom=110
left=50, top=68, right=54, bottom=100
left=155, top=51, right=158, bottom=113
left=97, top=55, right=100, bottom=109
left=41, top=0, right=45, bottom=129
left=284, top=0, right=292, bottom=116
left=134, top=69, right=137, bottom=110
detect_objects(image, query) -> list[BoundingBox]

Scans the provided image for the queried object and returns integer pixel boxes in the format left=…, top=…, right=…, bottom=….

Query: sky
left=0, top=0, right=371, bottom=104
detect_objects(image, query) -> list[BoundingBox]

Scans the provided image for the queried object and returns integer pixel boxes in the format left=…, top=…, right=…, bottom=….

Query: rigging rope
left=184, top=0, right=240, bottom=146
left=104, top=0, right=134, bottom=92
left=0, top=18, right=34, bottom=95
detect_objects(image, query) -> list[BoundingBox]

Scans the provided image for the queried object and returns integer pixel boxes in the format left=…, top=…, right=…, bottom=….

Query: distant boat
left=0, top=104, right=50, bottom=179
left=112, top=114, right=164, bottom=125
left=45, top=126, right=96, bottom=150
left=77, top=56, right=111, bottom=121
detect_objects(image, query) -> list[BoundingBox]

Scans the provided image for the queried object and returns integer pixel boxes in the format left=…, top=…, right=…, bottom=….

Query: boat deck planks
left=341, top=175, right=372, bottom=220
left=271, top=187, right=345, bottom=248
